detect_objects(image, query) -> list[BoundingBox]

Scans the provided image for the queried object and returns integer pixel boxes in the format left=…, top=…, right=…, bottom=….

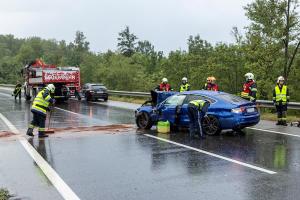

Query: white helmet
left=162, top=78, right=168, bottom=83
left=46, top=84, right=55, bottom=93
left=182, top=77, right=188, bottom=82
left=245, top=73, right=254, bottom=81
left=277, top=76, right=285, bottom=83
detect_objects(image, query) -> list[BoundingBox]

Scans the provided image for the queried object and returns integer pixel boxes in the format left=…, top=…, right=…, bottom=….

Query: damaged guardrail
left=1, top=84, right=300, bottom=110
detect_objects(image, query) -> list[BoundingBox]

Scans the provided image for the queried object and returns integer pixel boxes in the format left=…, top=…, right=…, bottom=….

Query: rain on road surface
left=0, top=87, right=300, bottom=200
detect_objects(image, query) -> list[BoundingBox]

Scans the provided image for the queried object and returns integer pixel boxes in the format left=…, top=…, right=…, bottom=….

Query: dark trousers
left=29, top=111, right=46, bottom=135
left=187, top=104, right=204, bottom=137
left=276, top=104, right=287, bottom=122
left=13, top=88, right=21, bottom=99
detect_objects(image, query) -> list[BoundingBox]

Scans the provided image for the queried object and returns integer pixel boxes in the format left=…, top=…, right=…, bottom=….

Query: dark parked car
left=81, top=83, right=108, bottom=101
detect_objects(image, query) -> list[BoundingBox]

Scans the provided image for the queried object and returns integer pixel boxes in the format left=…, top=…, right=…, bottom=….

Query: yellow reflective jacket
left=31, top=89, right=53, bottom=115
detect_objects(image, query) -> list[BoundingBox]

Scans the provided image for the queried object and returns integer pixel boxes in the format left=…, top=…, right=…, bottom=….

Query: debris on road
left=46, top=124, right=134, bottom=134
left=0, top=131, right=15, bottom=138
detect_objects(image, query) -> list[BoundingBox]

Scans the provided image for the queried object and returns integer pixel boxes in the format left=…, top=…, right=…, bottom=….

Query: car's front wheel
left=202, top=115, right=221, bottom=136
left=136, top=112, right=153, bottom=129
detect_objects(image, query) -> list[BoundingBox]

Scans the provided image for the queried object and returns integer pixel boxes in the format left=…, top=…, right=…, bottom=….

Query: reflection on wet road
left=1, top=88, right=300, bottom=200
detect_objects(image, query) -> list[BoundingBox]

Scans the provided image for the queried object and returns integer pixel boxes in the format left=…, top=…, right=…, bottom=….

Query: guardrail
left=1, top=84, right=300, bottom=110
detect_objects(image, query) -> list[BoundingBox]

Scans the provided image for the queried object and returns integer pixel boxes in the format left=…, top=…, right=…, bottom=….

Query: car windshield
left=217, top=93, right=248, bottom=103
left=164, top=95, right=186, bottom=106
left=91, top=85, right=106, bottom=90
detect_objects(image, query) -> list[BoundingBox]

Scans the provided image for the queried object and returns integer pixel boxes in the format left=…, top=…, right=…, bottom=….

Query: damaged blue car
left=135, top=90, right=260, bottom=135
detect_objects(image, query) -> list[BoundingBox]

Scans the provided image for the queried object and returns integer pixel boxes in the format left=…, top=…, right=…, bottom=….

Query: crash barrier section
left=1, top=84, right=300, bottom=110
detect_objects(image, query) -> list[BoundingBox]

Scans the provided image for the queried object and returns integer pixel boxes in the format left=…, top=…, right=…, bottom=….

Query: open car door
left=157, top=94, right=186, bottom=125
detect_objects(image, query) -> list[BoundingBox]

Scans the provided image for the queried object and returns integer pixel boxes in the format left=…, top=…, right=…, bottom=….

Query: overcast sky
left=0, top=0, right=252, bottom=54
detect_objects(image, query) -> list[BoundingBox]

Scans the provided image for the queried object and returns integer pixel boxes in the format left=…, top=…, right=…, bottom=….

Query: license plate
left=97, top=91, right=103, bottom=94
left=247, top=108, right=255, bottom=113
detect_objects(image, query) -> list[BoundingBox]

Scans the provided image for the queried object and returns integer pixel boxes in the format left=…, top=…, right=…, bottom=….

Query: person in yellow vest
left=26, top=84, right=56, bottom=138
left=179, top=77, right=190, bottom=92
left=273, top=76, right=290, bottom=126
left=187, top=99, right=210, bottom=139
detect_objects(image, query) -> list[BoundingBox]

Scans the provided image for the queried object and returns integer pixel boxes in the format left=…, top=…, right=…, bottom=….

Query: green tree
left=117, top=26, right=138, bottom=57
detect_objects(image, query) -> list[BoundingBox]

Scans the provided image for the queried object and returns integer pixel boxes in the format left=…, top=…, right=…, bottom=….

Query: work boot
left=282, top=121, right=288, bottom=126
left=26, top=128, right=34, bottom=137
left=276, top=121, right=282, bottom=125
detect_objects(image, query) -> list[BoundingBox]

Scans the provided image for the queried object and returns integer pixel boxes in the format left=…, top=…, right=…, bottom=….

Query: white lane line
left=247, top=127, right=300, bottom=138
left=54, top=107, right=85, bottom=117
left=144, top=134, right=277, bottom=175
left=0, top=113, right=81, bottom=200
left=0, top=92, right=13, bottom=97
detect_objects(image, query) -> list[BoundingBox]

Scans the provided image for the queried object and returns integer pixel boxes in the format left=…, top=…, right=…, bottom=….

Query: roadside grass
left=109, top=96, right=147, bottom=105
left=0, top=188, right=11, bottom=200
left=259, top=108, right=300, bottom=122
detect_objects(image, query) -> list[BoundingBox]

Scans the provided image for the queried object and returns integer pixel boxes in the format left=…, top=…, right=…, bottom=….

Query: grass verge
left=109, top=95, right=147, bottom=105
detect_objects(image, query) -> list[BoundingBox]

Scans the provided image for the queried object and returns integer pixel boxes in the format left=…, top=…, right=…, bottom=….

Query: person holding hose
left=12, top=81, right=22, bottom=100
left=273, top=76, right=290, bottom=126
left=26, top=84, right=56, bottom=138
left=187, top=99, right=210, bottom=139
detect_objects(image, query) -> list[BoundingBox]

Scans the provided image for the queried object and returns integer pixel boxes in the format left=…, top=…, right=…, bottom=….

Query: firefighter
left=187, top=99, right=210, bottom=139
left=241, top=72, right=257, bottom=102
left=26, top=84, right=56, bottom=138
left=203, top=77, right=212, bottom=90
left=179, top=77, right=190, bottom=92
left=12, top=82, right=22, bottom=100
left=210, top=77, right=219, bottom=91
left=273, top=76, right=290, bottom=126
left=155, top=78, right=172, bottom=91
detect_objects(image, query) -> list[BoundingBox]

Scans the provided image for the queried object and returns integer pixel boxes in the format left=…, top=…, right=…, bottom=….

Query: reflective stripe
left=241, top=92, right=250, bottom=98
left=275, top=85, right=287, bottom=102
left=38, top=128, right=45, bottom=131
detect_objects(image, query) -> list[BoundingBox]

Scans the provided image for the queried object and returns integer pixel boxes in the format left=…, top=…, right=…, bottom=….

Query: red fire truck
left=22, top=59, right=81, bottom=101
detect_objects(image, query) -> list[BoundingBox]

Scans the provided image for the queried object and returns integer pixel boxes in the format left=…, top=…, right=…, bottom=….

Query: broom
left=44, top=108, right=55, bottom=134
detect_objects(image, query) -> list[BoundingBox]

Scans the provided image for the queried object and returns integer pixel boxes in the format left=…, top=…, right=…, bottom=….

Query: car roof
left=85, top=83, right=104, bottom=86
left=180, top=90, right=226, bottom=96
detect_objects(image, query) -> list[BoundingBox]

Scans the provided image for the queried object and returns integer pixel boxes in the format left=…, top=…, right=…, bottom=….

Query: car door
left=180, top=94, right=216, bottom=126
left=158, top=95, right=186, bottom=125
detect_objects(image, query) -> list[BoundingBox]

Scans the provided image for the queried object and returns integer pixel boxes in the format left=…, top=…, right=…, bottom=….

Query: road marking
left=247, top=127, right=300, bottom=138
left=0, top=113, right=81, bottom=200
left=144, top=134, right=277, bottom=175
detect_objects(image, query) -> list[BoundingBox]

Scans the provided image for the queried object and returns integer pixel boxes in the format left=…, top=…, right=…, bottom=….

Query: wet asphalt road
left=1, top=88, right=300, bottom=200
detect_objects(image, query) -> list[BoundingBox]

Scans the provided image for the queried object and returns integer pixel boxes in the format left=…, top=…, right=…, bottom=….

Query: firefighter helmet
left=46, top=84, right=55, bottom=93
left=245, top=73, right=254, bottom=81
left=277, top=76, right=285, bottom=83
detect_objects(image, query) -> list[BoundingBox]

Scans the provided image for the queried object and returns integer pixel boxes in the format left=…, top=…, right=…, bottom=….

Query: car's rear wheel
left=136, top=112, right=153, bottom=129
left=202, top=115, right=221, bottom=136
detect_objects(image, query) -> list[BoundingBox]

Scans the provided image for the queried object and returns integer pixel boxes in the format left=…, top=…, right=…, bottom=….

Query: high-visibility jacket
left=180, top=83, right=190, bottom=92
left=31, top=89, right=53, bottom=115
left=189, top=100, right=210, bottom=113
left=241, top=80, right=257, bottom=101
left=273, top=85, right=289, bottom=105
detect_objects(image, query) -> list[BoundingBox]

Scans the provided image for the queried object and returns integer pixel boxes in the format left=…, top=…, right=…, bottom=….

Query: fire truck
left=22, top=59, right=81, bottom=101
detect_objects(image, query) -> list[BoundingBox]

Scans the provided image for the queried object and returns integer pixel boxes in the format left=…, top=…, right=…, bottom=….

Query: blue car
left=135, top=90, right=260, bottom=135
